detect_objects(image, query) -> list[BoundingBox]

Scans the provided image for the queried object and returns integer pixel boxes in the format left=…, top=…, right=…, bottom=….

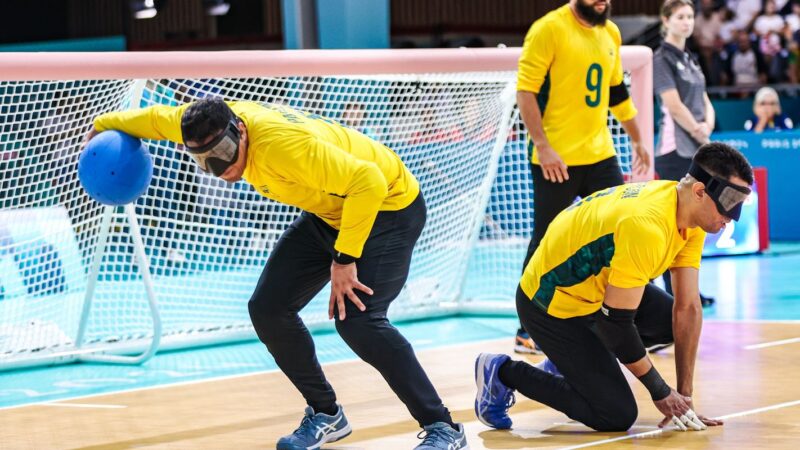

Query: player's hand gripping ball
left=78, top=130, right=153, bottom=206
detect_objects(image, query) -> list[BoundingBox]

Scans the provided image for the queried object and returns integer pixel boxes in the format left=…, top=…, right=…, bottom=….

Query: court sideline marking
left=558, top=399, right=800, bottom=449
left=40, top=402, right=127, bottom=409
left=3, top=321, right=799, bottom=412
left=744, top=337, right=800, bottom=350
left=0, top=336, right=513, bottom=412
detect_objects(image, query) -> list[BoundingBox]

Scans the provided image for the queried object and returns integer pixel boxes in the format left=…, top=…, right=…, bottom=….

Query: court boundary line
left=0, top=336, right=513, bottom=412
left=3, top=319, right=800, bottom=411
left=558, top=399, right=800, bottom=449
left=705, top=319, right=800, bottom=324
left=744, top=337, right=800, bottom=350
left=40, top=402, right=127, bottom=409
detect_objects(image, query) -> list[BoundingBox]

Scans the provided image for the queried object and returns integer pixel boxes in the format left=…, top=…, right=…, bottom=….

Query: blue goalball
left=78, top=130, right=153, bottom=206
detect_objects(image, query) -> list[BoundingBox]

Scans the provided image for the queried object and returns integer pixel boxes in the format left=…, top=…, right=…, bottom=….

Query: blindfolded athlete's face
left=695, top=175, right=751, bottom=234
left=185, top=119, right=248, bottom=183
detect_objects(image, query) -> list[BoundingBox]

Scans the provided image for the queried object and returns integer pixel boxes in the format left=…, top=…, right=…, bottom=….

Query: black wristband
left=637, top=366, right=671, bottom=401
left=332, top=251, right=357, bottom=265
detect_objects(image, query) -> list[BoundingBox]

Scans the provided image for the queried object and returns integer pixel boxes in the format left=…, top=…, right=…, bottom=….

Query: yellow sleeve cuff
left=516, top=76, right=540, bottom=94
left=93, top=113, right=114, bottom=132
left=668, top=261, right=701, bottom=270
left=607, top=270, right=648, bottom=289
left=610, top=98, right=637, bottom=123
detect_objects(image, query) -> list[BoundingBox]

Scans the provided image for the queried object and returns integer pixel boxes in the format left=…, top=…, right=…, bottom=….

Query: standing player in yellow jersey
left=85, top=98, right=468, bottom=450
left=513, top=0, right=652, bottom=354
left=475, top=143, right=751, bottom=432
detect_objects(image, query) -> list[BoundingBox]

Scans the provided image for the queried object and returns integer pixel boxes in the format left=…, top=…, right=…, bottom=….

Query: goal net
left=0, top=48, right=652, bottom=370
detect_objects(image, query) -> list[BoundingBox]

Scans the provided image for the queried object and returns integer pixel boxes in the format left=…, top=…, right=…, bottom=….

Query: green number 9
left=585, top=63, right=603, bottom=107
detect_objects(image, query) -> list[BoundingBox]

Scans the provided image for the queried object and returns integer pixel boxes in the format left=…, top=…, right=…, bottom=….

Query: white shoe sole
left=513, top=344, right=542, bottom=355
left=646, top=343, right=674, bottom=354
left=306, top=424, right=352, bottom=450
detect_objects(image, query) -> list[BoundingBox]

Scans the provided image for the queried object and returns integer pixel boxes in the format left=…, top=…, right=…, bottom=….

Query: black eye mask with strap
left=688, top=162, right=751, bottom=221
left=184, top=117, right=241, bottom=177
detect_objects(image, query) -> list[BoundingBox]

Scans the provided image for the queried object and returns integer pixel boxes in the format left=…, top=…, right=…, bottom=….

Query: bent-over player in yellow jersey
left=93, top=101, right=417, bottom=259
left=476, top=143, right=752, bottom=433
left=512, top=0, right=652, bottom=355
left=88, top=99, right=468, bottom=450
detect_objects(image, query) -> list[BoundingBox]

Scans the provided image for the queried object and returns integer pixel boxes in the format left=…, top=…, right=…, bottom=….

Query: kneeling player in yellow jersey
left=476, top=143, right=751, bottom=432
left=85, top=98, right=467, bottom=450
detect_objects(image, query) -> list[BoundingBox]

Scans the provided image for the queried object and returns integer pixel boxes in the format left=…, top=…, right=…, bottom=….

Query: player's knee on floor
left=589, top=402, right=638, bottom=432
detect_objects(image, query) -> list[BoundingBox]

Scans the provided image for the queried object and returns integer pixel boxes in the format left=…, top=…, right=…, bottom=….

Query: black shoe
left=700, top=293, right=715, bottom=308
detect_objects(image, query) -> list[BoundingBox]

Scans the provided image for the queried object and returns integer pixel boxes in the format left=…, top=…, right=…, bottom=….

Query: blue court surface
left=1, top=243, right=799, bottom=410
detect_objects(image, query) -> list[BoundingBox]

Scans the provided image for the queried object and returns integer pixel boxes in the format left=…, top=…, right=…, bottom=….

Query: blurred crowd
left=693, top=0, right=800, bottom=86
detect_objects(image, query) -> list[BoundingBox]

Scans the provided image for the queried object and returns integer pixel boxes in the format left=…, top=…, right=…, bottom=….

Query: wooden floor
left=2, top=321, right=799, bottom=449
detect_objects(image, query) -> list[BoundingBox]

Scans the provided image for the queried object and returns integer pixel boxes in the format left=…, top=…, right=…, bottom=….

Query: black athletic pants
left=518, top=156, right=625, bottom=332
left=247, top=193, right=452, bottom=427
left=501, top=285, right=674, bottom=431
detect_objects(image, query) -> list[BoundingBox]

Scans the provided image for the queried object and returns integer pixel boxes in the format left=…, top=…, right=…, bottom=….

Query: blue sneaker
left=415, top=422, right=469, bottom=449
left=534, top=358, right=562, bottom=377
left=276, top=404, right=351, bottom=450
left=474, top=353, right=515, bottom=429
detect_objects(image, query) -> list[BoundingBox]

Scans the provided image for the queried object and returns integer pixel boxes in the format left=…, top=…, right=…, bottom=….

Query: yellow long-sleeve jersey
left=94, top=101, right=420, bottom=258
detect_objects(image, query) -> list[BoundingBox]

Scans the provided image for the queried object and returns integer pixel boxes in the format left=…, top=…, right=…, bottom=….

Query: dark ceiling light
left=130, top=0, right=158, bottom=19
left=203, top=0, right=231, bottom=16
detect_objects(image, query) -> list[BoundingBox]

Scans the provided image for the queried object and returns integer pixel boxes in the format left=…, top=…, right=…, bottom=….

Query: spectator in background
left=785, top=1, right=800, bottom=82
left=654, top=0, right=717, bottom=308
left=754, top=0, right=786, bottom=36
left=744, top=86, right=795, bottom=131
left=727, top=30, right=768, bottom=86
left=718, top=6, right=739, bottom=44
left=712, top=7, right=741, bottom=85
left=695, top=0, right=724, bottom=73
left=786, top=1, right=800, bottom=32
left=753, top=0, right=789, bottom=81
left=730, top=0, right=764, bottom=31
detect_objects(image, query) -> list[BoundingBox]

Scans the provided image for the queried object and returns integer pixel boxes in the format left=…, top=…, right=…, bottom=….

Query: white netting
left=462, top=73, right=635, bottom=307
left=0, top=74, right=514, bottom=367
left=0, top=80, right=133, bottom=360
left=0, top=68, right=642, bottom=369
